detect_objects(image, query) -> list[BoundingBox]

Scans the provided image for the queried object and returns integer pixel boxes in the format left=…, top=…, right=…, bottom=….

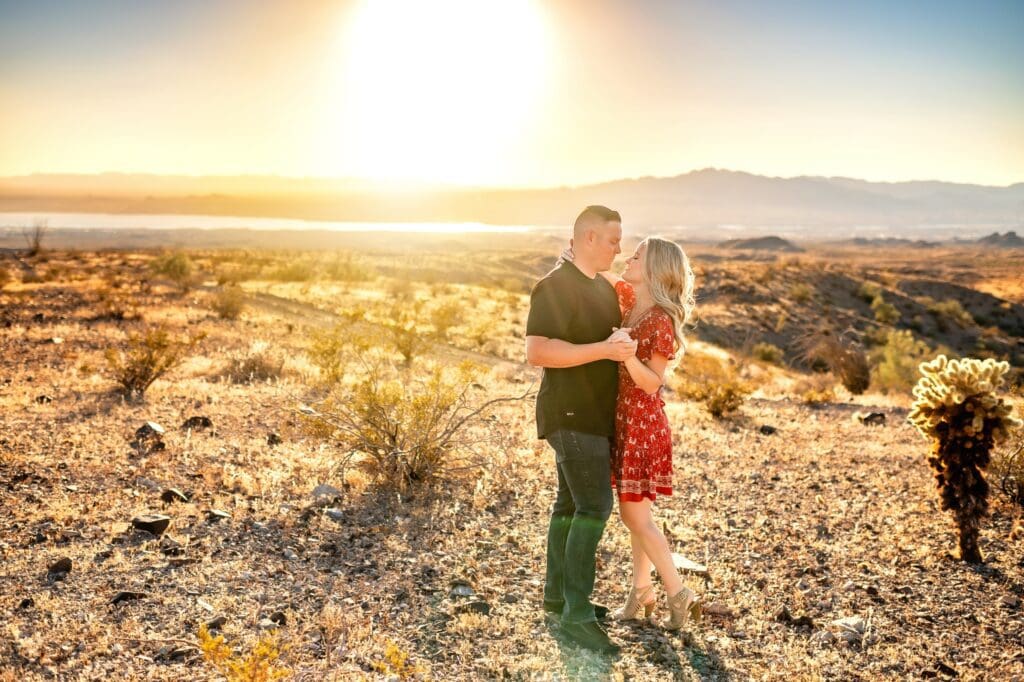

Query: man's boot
left=559, top=620, right=621, bottom=655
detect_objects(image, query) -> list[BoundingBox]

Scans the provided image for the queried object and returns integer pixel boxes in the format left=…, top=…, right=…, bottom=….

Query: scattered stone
left=856, top=412, right=886, bottom=426
left=312, top=484, right=343, bottom=504
left=703, top=602, right=735, bottom=617
left=759, top=424, right=777, bottom=435
left=776, top=605, right=815, bottom=628
left=47, top=556, right=72, bottom=580
left=157, top=645, right=197, bottom=662
left=206, top=509, right=231, bottom=522
left=796, top=577, right=811, bottom=592
left=324, top=508, right=345, bottom=523
left=160, top=488, right=189, bottom=504
left=455, top=600, right=491, bottom=616
left=283, top=548, right=298, bottom=561
left=205, top=615, right=227, bottom=631
left=1001, top=594, right=1021, bottom=609
left=181, top=416, right=213, bottom=430
left=111, top=590, right=146, bottom=605
left=35, top=395, right=52, bottom=404
left=841, top=580, right=857, bottom=592
left=810, top=630, right=836, bottom=646
left=268, top=611, right=287, bottom=626
left=831, top=615, right=866, bottom=634
left=258, top=618, right=280, bottom=630
left=135, top=421, right=165, bottom=439
left=502, top=593, right=521, bottom=604
left=132, top=514, right=171, bottom=536
left=267, top=432, right=282, bottom=446
left=671, top=553, right=708, bottom=575
left=17, top=597, right=34, bottom=610
left=49, top=337, right=64, bottom=344
left=449, top=581, right=475, bottom=598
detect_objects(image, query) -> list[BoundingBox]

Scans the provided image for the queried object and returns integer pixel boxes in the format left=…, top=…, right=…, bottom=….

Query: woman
left=560, top=236, right=699, bottom=629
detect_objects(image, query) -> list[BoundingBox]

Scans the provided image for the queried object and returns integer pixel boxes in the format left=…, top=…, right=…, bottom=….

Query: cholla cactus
left=908, top=355, right=1022, bottom=562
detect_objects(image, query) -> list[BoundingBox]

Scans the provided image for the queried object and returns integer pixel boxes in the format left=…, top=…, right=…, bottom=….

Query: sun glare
left=330, top=0, right=550, bottom=185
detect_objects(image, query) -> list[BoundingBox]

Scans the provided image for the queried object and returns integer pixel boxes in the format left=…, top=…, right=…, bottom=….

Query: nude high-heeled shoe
left=612, top=583, right=656, bottom=621
left=663, top=585, right=700, bottom=630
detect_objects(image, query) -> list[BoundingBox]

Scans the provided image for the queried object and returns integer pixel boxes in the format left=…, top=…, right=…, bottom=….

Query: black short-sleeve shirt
left=526, top=262, right=621, bottom=439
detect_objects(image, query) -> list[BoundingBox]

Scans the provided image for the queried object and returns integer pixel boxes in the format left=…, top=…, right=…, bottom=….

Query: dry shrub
left=198, top=623, right=289, bottom=681
left=224, top=341, right=284, bottom=383
left=750, top=342, right=784, bottom=365
left=105, top=325, right=203, bottom=398
left=302, top=354, right=524, bottom=497
left=151, top=251, right=195, bottom=290
left=871, top=295, right=900, bottom=325
left=927, top=297, right=976, bottom=330
left=789, top=282, right=814, bottom=303
left=383, top=301, right=427, bottom=366
left=991, top=389, right=1024, bottom=509
left=213, top=285, right=246, bottom=319
left=673, top=352, right=750, bottom=418
left=793, top=326, right=870, bottom=394
left=430, top=300, right=463, bottom=341
left=793, top=373, right=836, bottom=405
left=22, top=219, right=47, bottom=256
left=0, top=265, right=10, bottom=288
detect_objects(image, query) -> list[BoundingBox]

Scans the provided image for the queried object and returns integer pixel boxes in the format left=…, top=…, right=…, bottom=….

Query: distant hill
left=2, top=168, right=1022, bottom=238
left=717, top=236, right=803, bottom=252
left=977, top=231, right=1024, bottom=247
left=846, top=237, right=939, bottom=248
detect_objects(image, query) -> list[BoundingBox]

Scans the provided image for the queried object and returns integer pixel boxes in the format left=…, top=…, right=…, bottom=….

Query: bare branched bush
left=105, top=326, right=203, bottom=398
left=430, top=300, right=463, bottom=341
left=224, top=341, right=284, bottom=383
left=383, top=302, right=427, bottom=366
left=301, top=354, right=527, bottom=497
left=22, top=219, right=48, bottom=256
left=793, top=326, right=870, bottom=394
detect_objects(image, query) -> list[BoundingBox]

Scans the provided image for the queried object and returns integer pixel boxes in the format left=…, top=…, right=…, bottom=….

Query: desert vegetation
left=2, top=237, right=1023, bottom=680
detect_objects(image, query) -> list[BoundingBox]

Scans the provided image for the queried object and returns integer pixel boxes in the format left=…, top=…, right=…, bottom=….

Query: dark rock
left=47, top=556, right=72, bottom=579
left=181, top=416, right=212, bottom=430
left=859, top=412, right=886, bottom=426
left=455, top=600, right=492, bottom=616
left=111, top=590, right=146, bottom=605
left=449, top=581, right=475, bottom=598
left=17, top=597, right=34, bottom=610
left=205, top=615, right=227, bottom=631
left=267, top=432, right=282, bottom=446
left=35, top=395, right=52, bottom=404
left=135, top=421, right=165, bottom=439
left=160, top=488, right=189, bottom=504
left=132, top=514, right=171, bottom=536
left=206, top=509, right=231, bottom=522
left=776, top=605, right=815, bottom=628
left=268, top=611, right=287, bottom=626
left=759, top=424, right=777, bottom=435
left=502, top=593, right=521, bottom=604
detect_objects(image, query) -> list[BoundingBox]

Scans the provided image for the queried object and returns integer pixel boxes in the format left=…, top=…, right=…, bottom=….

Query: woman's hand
left=606, top=327, right=633, bottom=343
left=555, top=240, right=575, bottom=265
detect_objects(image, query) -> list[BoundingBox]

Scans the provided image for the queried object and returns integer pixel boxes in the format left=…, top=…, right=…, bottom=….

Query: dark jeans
left=543, top=429, right=613, bottom=624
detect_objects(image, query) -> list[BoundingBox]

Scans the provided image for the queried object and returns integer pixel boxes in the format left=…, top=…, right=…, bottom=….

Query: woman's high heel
left=663, top=585, right=699, bottom=630
left=612, top=583, right=656, bottom=621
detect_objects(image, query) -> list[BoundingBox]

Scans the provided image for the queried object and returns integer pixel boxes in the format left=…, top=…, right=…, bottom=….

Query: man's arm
left=526, top=335, right=636, bottom=368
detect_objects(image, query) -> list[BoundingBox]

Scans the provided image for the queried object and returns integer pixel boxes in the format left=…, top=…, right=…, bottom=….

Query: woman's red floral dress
left=612, top=280, right=676, bottom=503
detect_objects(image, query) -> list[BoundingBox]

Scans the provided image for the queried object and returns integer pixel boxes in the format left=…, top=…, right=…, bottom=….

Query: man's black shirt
left=526, top=262, right=621, bottom=439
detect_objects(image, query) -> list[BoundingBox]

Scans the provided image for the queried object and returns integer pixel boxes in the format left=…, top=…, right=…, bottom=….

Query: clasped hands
left=606, top=327, right=636, bottom=361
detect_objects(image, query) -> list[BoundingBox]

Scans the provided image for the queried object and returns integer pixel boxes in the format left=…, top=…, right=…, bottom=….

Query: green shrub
left=151, top=251, right=195, bottom=290
left=673, top=353, right=750, bottom=418
left=269, top=260, right=316, bottom=282
left=868, top=329, right=932, bottom=394
left=857, top=281, right=882, bottom=303
left=431, top=300, right=463, bottom=341
left=751, top=342, right=784, bottom=365
left=927, top=298, right=975, bottom=330
left=871, top=295, right=900, bottom=325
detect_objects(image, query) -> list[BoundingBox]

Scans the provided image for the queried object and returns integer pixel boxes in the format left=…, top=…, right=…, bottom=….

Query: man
left=525, top=205, right=636, bottom=655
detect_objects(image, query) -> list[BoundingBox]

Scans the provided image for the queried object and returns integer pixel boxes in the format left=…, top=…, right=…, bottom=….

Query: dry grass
left=1, top=246, right=1023, bottom=681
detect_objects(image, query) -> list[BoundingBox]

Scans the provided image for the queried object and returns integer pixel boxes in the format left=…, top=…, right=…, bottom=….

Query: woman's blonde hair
left=641, top=236, right=696, bottom=356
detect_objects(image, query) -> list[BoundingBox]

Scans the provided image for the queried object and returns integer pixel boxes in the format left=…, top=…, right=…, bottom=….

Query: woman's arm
left=623, top=352, right=669, bottom=395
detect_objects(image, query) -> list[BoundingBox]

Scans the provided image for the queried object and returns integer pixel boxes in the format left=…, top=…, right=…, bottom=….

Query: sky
left=1, top=0, right=1022, bottom=187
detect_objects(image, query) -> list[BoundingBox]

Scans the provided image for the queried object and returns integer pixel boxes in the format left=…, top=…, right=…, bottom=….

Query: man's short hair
left=573, top=205, right=621, bottom=237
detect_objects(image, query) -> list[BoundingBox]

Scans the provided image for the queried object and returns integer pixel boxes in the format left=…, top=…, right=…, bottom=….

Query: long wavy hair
left=641, top=237, right=696, bottom=356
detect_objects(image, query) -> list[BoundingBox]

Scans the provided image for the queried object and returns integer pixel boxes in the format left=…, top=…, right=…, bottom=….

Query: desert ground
left=1, top=234, right=1023, bottom=681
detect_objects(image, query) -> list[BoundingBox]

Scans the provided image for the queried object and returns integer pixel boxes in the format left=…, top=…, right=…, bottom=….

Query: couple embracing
left=525, top=205, right=699, bottom=655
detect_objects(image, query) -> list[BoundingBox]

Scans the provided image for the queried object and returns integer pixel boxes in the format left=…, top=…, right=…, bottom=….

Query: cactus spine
left=908, top=355, right=1022, bottom=562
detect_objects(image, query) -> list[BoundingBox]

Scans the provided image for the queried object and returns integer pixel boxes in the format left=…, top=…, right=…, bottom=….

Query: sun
left=328, top=0, right=551, bottom=185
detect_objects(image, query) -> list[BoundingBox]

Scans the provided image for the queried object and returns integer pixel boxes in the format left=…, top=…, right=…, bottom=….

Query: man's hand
left=605, top=337, right=637, bottom=361
left=606, top=327, right=632, bottom=343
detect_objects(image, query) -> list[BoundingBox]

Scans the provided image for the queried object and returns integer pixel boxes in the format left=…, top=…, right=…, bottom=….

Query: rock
left=449, top=581, right=476, bottom=598
left=797, top=577, right=811, bottom=592
left=759, top=424, right=777, bottom=435
left=35, top=395, right=52, bottom=404
left=160, top=488, right=189, bottom=504
left=776, top=605, right=815, bottom=628
left=1001, top=594, right=1021, bottom=609
left=267, top=432, right=282, bottom=446
left=111, top=590, right=146, bottom=605
left=671, top=553, right=708, bottom=575
left=810, top=630, right=835, bottom=645
left=703, top=602, right=735, bottom=617
left=258, top=618, right=280, bottom=630
left=841, top=580, right=857, bottom=592
left=206, top=509, right=231, bottom=522
left=455, top=600, right=491, bottom=616
left=17, top=597, right=34, bottom=610
left=181, top=416, right=212, bottom=430
left=268, top=610, right=287, bottom=626
left=325, top=508, right=345, bottom=523
left=135, top=422, right=165, bottom=439
left=47, top=556, right=72, bottom=579
left=205, top=615, right=227, bottom=631
left=312, top=484, right=343, bottom=504
left=132, top=514, right=171, bottom=536
left=831, top=615, right=866, bottom=634
left=283, top=548, right=298, bottom=561
left=49, top=337, right=64, bottom=344
left=502, top=593, right=521, bottom=604
left=857, top=412, right=886, bottom=426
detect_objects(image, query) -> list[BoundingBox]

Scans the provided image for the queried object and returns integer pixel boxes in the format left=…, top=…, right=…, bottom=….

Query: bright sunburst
left=331, top=0, right=551, bottom=185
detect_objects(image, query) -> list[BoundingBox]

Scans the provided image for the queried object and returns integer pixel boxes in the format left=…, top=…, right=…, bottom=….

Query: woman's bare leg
left=620, top=499, right=684, bottom=596
left=629, top=532, right=654, bottom=589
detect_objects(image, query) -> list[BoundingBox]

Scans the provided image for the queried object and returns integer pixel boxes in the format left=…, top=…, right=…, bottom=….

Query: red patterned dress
left=612, top=280, right=677, bottom=503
